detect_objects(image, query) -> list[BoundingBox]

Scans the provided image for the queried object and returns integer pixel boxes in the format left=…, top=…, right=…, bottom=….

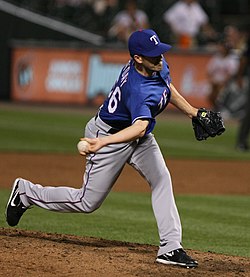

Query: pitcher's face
left=141, top=55, right=163, bottom=72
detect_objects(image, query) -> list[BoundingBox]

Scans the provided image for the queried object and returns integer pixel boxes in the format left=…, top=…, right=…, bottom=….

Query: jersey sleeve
left=131, top=103, right=156, bottom=134
left=126, top=88, right=155, bottom=134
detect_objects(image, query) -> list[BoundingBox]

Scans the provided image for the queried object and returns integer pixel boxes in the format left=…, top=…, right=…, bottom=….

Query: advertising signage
left=11, top=47, right=212, bottom=108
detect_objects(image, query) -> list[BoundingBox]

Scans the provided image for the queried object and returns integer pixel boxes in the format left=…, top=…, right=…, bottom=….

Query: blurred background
left=0, top=0, right=249, bottom=135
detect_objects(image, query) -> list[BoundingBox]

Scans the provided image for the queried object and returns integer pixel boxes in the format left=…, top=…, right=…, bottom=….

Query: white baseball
left=77, top=140, right=89, bottom=153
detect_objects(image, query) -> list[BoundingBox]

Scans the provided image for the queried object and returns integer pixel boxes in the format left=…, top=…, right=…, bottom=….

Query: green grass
left=154, top=119, right=250, bottom=159
left=178, top=195, right=250, bottom=257
left=0, top=104, right=249, bottom=159
left=1, top=190, right=249, bottom=257
left=0, top=106, right=91, bottom=153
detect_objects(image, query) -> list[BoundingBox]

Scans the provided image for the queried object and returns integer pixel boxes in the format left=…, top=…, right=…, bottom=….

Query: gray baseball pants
left=19, top=116, right=182, bottom=256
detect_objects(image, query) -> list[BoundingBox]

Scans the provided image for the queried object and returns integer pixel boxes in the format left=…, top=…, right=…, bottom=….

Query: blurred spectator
left=108, top=0, right=150, bottom=44
left=92, top=0, right=119, bottom=36
left=236, top=34, right=250, bottom=152
left=223, top=25, right=247, bottom=57
left=206, top=39, right=239, bottom=110
left=162, top=0, right=217, bottom=49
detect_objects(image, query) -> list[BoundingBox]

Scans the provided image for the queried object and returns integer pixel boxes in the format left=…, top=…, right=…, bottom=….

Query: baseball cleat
left=156, top=248, right=198, bottom=268
left=5, top=178, right=27, bottom=227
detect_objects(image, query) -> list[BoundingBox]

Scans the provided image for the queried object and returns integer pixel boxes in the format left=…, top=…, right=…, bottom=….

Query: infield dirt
left=0, top=152, right=250, bottom=276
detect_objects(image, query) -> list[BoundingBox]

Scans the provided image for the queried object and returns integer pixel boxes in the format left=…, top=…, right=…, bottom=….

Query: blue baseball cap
left=128, top=29, right=172, bottom=57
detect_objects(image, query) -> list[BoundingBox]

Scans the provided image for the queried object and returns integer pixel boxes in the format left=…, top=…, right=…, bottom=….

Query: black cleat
left=5, top=178, right=27, bottom=227
left=156, top=248, right=198, bottom=268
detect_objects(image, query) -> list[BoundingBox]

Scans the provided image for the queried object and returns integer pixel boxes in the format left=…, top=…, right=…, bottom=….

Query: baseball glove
left=192, top=108, right=225, bottom=141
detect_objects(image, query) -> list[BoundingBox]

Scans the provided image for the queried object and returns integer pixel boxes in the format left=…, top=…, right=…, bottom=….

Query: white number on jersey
left=108, top=86, right=121, bottom=113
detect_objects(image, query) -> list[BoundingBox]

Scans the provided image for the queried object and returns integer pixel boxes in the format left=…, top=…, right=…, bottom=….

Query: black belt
left=95, top=114, right=120, bottom=134
left=107, top=128, right=119, bottom=134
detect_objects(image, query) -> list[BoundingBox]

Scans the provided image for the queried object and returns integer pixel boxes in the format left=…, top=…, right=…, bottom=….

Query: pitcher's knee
left=82, top=201, right=101, bottom=213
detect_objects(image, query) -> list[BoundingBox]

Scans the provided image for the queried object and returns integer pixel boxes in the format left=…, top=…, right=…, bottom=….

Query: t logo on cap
left=128, top=29, right=172, bottom=57
left=150, top=35, right=159, bottom=45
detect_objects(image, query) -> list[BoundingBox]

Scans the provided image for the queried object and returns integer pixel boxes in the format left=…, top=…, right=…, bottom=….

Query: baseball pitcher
left=6, top=29, right=225, bottom=268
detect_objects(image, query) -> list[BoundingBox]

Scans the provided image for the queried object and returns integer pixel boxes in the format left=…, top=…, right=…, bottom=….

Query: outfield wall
left=10, top=46, right=212, bottom=108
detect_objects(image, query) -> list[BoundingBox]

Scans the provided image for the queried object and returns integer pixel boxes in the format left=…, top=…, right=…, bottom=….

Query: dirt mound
left=0, top=228, right=249, bottom=277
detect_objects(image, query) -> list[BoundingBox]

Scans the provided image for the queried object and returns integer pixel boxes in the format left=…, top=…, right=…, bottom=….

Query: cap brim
left=141, top=43, right=172, bottom=57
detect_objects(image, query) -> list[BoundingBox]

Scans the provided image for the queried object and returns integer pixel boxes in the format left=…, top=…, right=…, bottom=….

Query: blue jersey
left=99, top=57, right=172, bottom=134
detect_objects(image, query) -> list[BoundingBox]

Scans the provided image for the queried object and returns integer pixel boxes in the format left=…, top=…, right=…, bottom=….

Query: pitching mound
left=0, top=228, right=249, bottom=277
